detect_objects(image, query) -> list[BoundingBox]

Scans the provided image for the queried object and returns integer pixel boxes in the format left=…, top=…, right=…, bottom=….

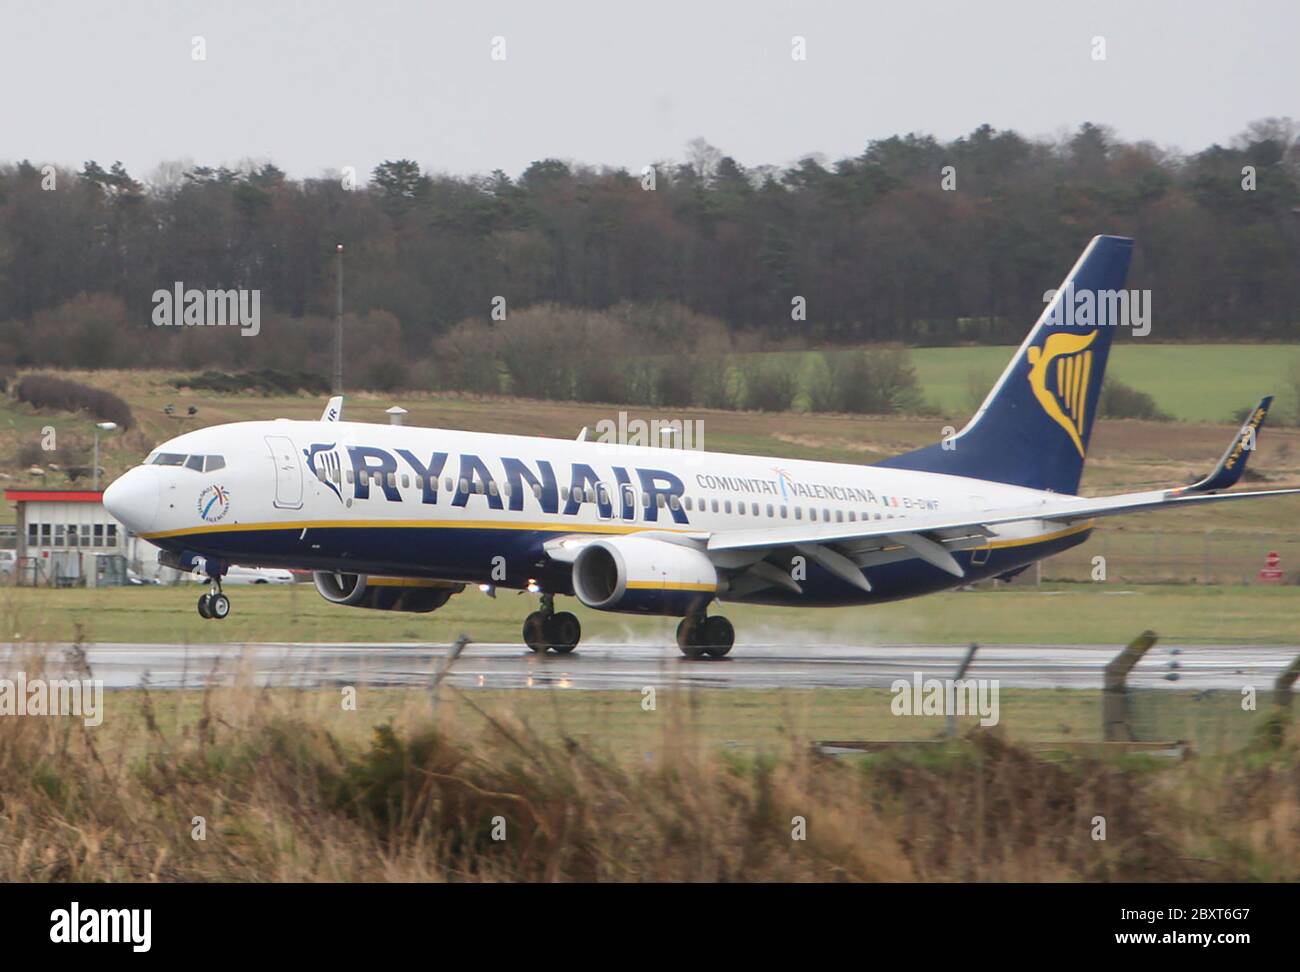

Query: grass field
left=911, top=343, right=1300, bottom=424
left=3, top=581, right=1299, bottom=646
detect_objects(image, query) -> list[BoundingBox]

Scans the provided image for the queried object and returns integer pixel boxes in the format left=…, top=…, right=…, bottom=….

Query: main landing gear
left=676, top=613, right=735, bottom=659
left=196, top=574, right=231, bottom=620
left=523, top=592, right=581, bottom=654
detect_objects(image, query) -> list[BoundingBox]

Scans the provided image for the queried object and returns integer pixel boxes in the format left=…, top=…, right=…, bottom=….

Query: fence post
left=1274, top=653, right=1300, bottom=711
left=1103, top=630, right=1158, bottom=742
left=947, top=643, right=979, bottom=737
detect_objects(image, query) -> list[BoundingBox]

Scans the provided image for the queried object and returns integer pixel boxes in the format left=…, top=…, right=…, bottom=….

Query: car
left=219, top=565, right=296, bottom=585
left=184, top=564, right=295, bottom=585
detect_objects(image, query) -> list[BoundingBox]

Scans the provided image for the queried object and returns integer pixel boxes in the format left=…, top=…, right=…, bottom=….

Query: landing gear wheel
left=676, top=615, right=706, bottom=658
left=523, top=611, right=548, bottom=652
left=701, top=616, right=734, bottom=658
left=209, top=593, right=231, bottom=620
left=197, top=594, right=212, bottom=619
left=546, top=611, right=581, bottom=654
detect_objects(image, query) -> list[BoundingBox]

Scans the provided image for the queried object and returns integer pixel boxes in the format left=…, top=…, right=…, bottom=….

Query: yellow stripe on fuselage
left=983, top=521, right=1093, bottom=549
left=141, top=517, right=694, bottom=541
left=144, top=515, right=1094, bottom=555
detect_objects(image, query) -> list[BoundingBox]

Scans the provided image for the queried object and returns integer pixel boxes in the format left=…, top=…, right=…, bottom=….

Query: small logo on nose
left=197, top=484, right=231, bottom=523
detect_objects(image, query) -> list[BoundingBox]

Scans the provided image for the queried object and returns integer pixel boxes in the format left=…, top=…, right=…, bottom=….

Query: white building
left=3, top=487, right=163, bottom=585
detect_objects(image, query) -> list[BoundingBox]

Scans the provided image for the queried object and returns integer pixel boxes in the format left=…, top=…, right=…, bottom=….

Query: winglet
left=321, top=396, right=343, bottom=423
left=1174, top=396, right=1272, bottom=494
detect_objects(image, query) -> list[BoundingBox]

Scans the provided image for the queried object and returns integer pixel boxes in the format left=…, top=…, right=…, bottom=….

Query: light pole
left=334, top=243, right=344, bottom=395
left=92, top=421, right=117, bottom=491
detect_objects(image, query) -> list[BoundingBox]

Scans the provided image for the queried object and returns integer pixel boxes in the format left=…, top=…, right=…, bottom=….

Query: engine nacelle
left=312, top=572, right=464, bottom=613
left=571, top=537, right=720, bottom=616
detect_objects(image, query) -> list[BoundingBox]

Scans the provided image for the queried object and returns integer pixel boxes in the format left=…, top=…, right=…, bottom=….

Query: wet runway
left=4, top=640, right=1297, bottom=692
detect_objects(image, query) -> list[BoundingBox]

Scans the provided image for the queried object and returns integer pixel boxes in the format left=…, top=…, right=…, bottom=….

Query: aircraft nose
left=102, top=467, right=160, bottom=534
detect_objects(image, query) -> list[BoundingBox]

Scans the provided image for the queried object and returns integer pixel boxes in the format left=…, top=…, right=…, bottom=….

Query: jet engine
left=571, top=536, right=721, bottom=616
left=313, top=572, right=464, bottom=612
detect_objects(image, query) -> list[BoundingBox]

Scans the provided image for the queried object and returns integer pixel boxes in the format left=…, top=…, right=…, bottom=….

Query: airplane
left=103, top=235, right=1299, bottom=657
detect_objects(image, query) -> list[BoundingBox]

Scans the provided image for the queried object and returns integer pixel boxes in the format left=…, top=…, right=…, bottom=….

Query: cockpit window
left=147, top=452, right=226, bottom=471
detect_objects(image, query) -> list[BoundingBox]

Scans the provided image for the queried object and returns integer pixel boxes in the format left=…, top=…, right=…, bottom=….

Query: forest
left=0, top=119, right=1297, bottom=398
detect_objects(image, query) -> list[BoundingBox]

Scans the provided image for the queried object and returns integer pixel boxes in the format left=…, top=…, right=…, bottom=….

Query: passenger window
left=738, top=502, right=746, bottom=515
left=781, top=506, right=788, bottom=519
left=724, top=501, right=732, bottom=514
left=489, top=481, right=499, bottom=497
left=532, top=483, right=542, bottom=499
left=711, top=499, right=719, bottom=513
left=669, top=495, right=681, bottom=511
left=315, top=467, right=326, bottom=482
left=459, top=478, right=469, bottom=494
left=684, top=497, right=693, bottom=511
left=766, top=504, right=773, bottom=517
left=836, top=511, right=844, bottom=523
left=657, top=494, right=665, bottom=508
left=642, top=493, right=651, bottom=509
left=401, top=474, right=410, bottom=489
left=849, top=512, right=857, bottom=522
left=346, top=470, right=354, bottom=484
left=810, top=509, right=817, bottom=522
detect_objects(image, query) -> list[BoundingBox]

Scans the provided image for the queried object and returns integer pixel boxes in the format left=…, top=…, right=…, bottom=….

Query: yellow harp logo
left=1026, top=331, right=1098, bottom=457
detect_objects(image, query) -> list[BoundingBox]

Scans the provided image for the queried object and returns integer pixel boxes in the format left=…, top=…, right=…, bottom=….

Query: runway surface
left=3, top=641, right=1297, bottom=691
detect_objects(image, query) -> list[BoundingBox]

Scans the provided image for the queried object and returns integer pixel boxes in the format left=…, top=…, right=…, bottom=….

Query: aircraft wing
left=540, top=399, right=1298, bottom=594
left=708, top=485, right=1300, bottom=554
left=706, top=399, right=1297, bottom=589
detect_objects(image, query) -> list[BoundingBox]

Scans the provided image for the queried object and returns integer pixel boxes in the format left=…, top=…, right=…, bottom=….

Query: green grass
left=3, top=581, right=1298, bottom=646
left=911, top=344, right=1300, bottom=424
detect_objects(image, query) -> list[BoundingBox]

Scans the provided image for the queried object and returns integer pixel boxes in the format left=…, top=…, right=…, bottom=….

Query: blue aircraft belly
left=152, top=523, right=1092, bottom=610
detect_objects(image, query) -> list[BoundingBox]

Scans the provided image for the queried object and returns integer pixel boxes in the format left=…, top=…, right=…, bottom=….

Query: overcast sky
left=2, top=0, right=1296, bottom=182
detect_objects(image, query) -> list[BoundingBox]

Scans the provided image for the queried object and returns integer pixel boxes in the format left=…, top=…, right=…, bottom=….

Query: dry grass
left=3, top=646, right=1299, bottom=883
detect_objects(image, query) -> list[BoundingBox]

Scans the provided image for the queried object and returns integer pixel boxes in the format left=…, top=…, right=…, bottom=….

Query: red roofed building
left=3, top=488, right=125, bottom=585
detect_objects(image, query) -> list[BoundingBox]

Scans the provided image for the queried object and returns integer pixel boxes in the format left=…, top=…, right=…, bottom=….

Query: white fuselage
left=104, top=418, right=1088, bottom=608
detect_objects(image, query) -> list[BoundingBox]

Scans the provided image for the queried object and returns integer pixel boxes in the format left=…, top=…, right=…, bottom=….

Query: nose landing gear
left=197, top=574, right=231, bottom=620
left=523, top=592, right=581, bottom=653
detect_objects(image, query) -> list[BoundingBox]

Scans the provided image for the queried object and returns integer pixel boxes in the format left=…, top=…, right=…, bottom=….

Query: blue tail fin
left=877, top=235, right=1135, bottom=494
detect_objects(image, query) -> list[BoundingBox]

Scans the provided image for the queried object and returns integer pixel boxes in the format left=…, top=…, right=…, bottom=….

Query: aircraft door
left=266, top=435, right=304, bottom=509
